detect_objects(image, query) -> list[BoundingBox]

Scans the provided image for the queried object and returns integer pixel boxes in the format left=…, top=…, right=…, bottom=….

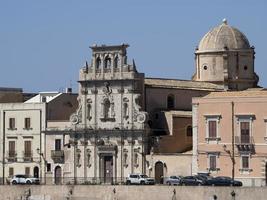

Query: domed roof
left=198, top=19, right=250, bottom=51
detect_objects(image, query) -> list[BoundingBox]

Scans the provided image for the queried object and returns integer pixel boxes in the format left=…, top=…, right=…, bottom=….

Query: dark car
left=180, top=176, right=204, bottom=186
left=206, top=176, right=242, bottom=186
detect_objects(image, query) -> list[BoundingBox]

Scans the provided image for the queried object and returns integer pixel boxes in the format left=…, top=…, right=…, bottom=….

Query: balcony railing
left=7, top=151, right=17, bottom=162
left=235, top=135, right=254, bottom=153
left=23, top=151, right=33, bottom=162
left=51, top=150, right=64, bottom=163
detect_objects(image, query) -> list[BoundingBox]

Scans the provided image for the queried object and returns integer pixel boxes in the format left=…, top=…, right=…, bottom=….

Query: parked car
left=11, top=174, right=40, bottom=185
left=165, top=176, right=182, bottom=185
left=126, top=174, right=155, bottom=185
left=180, top=176, right=204, bottom=186
left=206, top=176, right=242, bottom=186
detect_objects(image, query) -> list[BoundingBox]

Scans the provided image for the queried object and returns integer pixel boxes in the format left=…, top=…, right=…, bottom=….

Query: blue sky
left=0, top=0, right=266, bottom=92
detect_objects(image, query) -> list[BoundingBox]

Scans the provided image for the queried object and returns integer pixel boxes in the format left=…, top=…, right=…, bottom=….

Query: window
left=96, top=57, right=101, bottom=69
left=242, top=155, right=249, bottom=169
left=104, top=57, right=111, bottom=68
left=186, top=126, right=193, bottom=137
left=209, top=155, right=216, bottom=170
left=240, top=121, right=250, bottom=143
left=9, top=118, right=15, bottom=130
left=123, top=103, right=129, bottom=119
left=24, top=118, right=31, bottom=129
left=208, top=154, right=219, bottom=171
left=208, top=121, right=217, bottom=138
left=24, top=141, right=32, bottom=160
left=244, top=65, right=248, bottom=71
left=167, top=94, right=175, bottom=109
left=47, top=163, right=51, bottom=172
left=9, top=167, right=14, bottom=177
left=205, top=115, right=221, bottom=143
left=55, top=139, right=61, bottom=151
left=134, top=153, right=138, bottom=167
left=25, top=167, right=30, bottom=176
left=114, top=56, right=119, bottom=68
left=203, top=65, right=208, bottom=70
left=8, top=141, right=16, bottom=157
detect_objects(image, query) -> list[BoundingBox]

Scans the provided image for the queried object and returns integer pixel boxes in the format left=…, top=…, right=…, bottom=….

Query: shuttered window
left=209, top=155, right=217, bottom=170
left=242, top=156, right=249, bottom=169
left=9, top=167, right=14, bottom=177
left=24, top=141, right=32, bottom=157
left=240, top=122, right=250, bottom=143
left=9, top=118, right=15, bottom=129
left=208, top=121, right=217, bottom=138
left=8, top=141, right=15, bottom=157
left=25, top=167, right=30, bottom=176
left=24, top=118, right=31, bottom=129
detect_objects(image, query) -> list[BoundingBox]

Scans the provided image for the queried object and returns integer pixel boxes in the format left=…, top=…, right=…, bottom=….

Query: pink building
left=192, top=89, right=267, bottom=186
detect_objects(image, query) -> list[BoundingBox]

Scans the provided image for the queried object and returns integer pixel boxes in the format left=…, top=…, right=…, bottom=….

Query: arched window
left=167, top=94, right=175, bottom=109
left=114, top=56, right=119, bottom=68
left=103, top=99, right=111, bottom=119
left=96, top=57, right=101, bottom=69
left=186, top=125, right=192, bottom=137
left=104, top=57, right=111, bottom=68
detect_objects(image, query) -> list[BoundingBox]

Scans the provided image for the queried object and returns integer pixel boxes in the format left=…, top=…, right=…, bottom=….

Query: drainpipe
left=2, top=111, right=5, bottom=185
left=231, top=101, right=235, bottom=181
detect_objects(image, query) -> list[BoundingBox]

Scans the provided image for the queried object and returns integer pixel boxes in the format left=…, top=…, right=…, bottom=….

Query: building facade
left=192, top=90, right=267, bottom=186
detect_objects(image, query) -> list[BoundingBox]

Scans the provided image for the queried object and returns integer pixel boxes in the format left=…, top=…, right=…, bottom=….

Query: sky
left=0, top=0, right=266, bottom=93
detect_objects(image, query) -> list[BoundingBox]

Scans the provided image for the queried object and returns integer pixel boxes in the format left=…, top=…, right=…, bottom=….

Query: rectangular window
left=9, top=167, right=14, bottom=177
left=8, top=141, right=16, bottom=157
left=55, top=139, right=61, bottom=151
left=240, top=121, right=250, bottom=143
left=24, top=141, right=32, bottom=157
left=9, top=118, right=15, bottom=129
left=25, top=167, right=30, bottom=176
left=24, top=118, right=31, bottom=129
left=209, top=155, right=217, bottom=170
left=208, top=121, right=217, bottom=138
left=242, top=156, right=249, bottom=169
left=47, top=163, right=51, bottom=172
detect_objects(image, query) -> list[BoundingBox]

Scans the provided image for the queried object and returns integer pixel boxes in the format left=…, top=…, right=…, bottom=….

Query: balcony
left=51, top=150, right=64, bottom=163
left=23, top=151, right=33, bottom=162
left=7, top=151, right=17, bottom=162
left=235, top=136, right=255, bottom=153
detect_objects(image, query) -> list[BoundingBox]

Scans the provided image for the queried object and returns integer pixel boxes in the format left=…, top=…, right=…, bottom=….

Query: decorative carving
left=91, top=88, right=98, bottom=94
left=70, top=114, right=79, bottom=125
left=137, top=113, right=146, bottom=123
left=103, top=82, right=112, bottom=95
left=117, top=88, right=124, bottom=94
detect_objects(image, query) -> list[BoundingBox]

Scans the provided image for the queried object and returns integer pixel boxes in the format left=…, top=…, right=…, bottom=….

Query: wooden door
left=104, top=156, right=113, bottom=183
left=54, top=166, right=62, bottom=184
left=155, top=161, right=164, bottom=184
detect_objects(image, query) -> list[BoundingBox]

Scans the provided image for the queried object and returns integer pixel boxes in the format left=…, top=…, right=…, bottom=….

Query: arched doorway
left=33, top=166, right=39, bottom=178
left=54, top=166, right=62, bottom=185
left=155, top=161, right=164, bottom=184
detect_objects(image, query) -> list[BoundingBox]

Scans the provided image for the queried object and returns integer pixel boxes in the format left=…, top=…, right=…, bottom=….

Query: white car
left=11, top=174, right=40, bottom=185
left=126, top=174, right=155, bottom=185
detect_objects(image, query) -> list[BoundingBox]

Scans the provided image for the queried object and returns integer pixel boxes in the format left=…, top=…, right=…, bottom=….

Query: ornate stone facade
left=67, top=44, right=149, bottom=183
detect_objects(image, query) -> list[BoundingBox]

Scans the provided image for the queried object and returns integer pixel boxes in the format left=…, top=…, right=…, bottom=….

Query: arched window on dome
left=167, top=94, right=175, bottom=110
left=96, top=57, right=101, bottom=69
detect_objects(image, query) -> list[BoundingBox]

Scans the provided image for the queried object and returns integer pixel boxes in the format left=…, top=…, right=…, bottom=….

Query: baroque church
left=45, top=19, right=258, bottom=184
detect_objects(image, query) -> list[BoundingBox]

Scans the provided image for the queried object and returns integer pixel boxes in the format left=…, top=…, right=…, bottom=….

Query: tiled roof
left=204, top=88, right=267, bottom=98
left=145, top=78, right=224, bottom=91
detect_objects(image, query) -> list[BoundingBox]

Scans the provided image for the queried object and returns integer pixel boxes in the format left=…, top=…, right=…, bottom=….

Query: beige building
left=192, top=90, right=267, bottom=186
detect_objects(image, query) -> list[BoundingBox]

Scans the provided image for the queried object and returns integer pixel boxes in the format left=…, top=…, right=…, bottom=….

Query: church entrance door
left=103, top=155, right=113, bottom=184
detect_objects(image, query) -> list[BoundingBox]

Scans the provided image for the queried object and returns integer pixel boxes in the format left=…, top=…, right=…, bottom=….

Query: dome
left=198, top=19, right=250, bottom=51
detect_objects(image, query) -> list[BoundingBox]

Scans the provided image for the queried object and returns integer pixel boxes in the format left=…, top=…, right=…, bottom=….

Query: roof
left=198, top=19, right=250, bottom=51
left=0, top=87, right=22, bottom=92
left=145, top=78, right=223, bottom=91
left=161, top=110, right=192, bottom=117
left=25, top=92, right=62, bottom=103
left=203, top=88, right=267, bottom=98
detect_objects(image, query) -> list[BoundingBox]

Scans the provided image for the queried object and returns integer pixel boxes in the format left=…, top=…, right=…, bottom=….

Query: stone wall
left=1, top=185, right=267, bottom=200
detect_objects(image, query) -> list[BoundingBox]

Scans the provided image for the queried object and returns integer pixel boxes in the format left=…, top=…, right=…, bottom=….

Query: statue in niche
left=103, top=82, right=112, bottom=95
left=86, top=99, right=92, bottom=121
left=101, top=96, right=115, bottom=120
left=76, top=149, right=81, bottom=167
left=123, top=103, right=129, bottom=119
left=86, top=149, right=91, bottom=167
